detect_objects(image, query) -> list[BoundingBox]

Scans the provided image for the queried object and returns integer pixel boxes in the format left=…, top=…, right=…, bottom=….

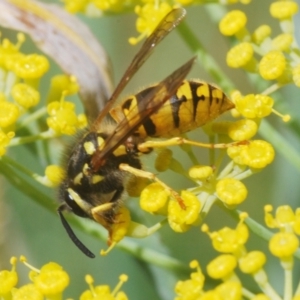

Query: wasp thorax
left=59, top=131, right=142, bottom=225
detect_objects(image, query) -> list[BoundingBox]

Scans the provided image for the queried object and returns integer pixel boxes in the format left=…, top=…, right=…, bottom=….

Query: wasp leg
left=119, top=163, right=186, bottom=210
left=138, top=137, right=247, bottom=152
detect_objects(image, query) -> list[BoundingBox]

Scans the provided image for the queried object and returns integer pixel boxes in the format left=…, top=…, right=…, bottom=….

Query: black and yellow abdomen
left=110, top=80, right=234, bottom=138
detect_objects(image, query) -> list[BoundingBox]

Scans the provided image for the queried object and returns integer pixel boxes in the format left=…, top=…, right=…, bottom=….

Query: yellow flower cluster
left=0, top=33, right=46, bottom=156
left=0, top=32, right=87, bottom=158
left=62, top=0, right=253, bottom=43
left=220, top=1, right=299, bottom=87
left=175, top=208, right=300, bottom=299
left=0, top=256, right=128, bottom=300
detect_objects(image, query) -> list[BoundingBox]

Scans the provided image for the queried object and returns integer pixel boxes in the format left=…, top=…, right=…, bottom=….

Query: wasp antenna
left=57, top=207, right=95, bottom=258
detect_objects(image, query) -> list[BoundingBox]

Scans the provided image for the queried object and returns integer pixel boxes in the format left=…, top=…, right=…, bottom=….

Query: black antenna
left=58, top=207, right=95, bottom=258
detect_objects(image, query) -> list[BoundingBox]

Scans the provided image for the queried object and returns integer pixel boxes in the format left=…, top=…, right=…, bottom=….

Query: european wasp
left=58, top=8, right=234, bottom=258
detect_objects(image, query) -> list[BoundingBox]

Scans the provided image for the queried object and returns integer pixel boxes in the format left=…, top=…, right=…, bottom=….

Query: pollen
left=219, top=10, right=247, bottom=36
left=259, top=50, right=286, bottom=80
left=228, top=119, right=258, bottom=141
left=226, top=42, right=254, bottom=68
left=13, top=54, right=49, bottom=79
left=216, top=178, right=248, bottom=206
left=270, top=1, right=298, bottom=20
left=0, top=99, right=20, bottom=128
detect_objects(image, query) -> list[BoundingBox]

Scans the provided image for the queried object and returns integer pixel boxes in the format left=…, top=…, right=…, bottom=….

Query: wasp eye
left=64, top=189, right=88, bottom=218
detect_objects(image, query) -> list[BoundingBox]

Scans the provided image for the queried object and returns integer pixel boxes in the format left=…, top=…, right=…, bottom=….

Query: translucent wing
left=91, top=57, right=196, bottom=171
left=91, top=7, right=186, bottom=131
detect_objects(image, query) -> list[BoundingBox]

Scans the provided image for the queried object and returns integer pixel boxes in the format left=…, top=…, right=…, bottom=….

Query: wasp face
left=59, top=131, right=142, bottom=226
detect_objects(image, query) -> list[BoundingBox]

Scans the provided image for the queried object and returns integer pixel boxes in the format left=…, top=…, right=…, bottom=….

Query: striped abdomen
left=110, top=80, right=234, bottom=138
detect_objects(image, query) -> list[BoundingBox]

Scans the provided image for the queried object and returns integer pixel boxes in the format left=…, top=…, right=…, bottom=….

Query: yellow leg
left=119, top=163, right=186, bottom=209
left=138, top=137, right=247, bottom=152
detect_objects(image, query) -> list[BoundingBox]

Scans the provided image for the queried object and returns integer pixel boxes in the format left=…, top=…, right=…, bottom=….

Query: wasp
left=57, top=8, right=234, bottom=258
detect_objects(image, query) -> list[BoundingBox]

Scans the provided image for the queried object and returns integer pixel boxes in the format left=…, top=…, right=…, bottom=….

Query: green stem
left=8, top=130, right=58, bottom=147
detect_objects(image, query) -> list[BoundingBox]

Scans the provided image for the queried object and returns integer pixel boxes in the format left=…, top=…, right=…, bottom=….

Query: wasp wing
left=91, top=57, right=196, bottom=171
left=92, top=7, right=186, bottom=130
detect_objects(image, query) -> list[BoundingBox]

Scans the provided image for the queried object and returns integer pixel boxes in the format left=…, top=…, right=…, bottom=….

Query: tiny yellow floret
left=0, top=257, right=18, bottom=295
left=129, top=2, right=172, bottom=44
left=235, top=94, right=274, bottom=119
left=216, top=178, right=248, bottom=206
left=33, top=262, right=70, bottom=296
left=168, top=190, right=201, bottom=232
left=259, top=50, right=286, bottom=80
left=272, top=33, right=293, bottom=52
left=228, top=119, right=258, bottom=141
left=12, top=83, right=40, bottom=109
left=140, top=182, right=169, bottom=213
left=205, top=222, right=249, bottom=253
left=269, top=232, right=299, bottom=258
left=219, top=10, right=247, bottom=36
left=45, top=165, right=66, bottom=186
left=0, top=100, right=20, bottom=127
left=14, top=54, right=49, bottom=79
left=270, top=1, right=298, bottom=19
left=207, top=254, right=237, bottom=279
left=189, top=165, right=213, bottom=180
left=239, top=251, right=266, bottom=274
left=240, top=140, right=275, bottom=169
left=47, top=100, right=81, bottom=135
left=227, top=42, right=254, bottom=68
left=216, top=281, right=242, bottom=300
left=228, top=140, right=275, bottom=169
left=252, top=25, right=272, bottom=45
left=12, top=284, right=43, bottom=300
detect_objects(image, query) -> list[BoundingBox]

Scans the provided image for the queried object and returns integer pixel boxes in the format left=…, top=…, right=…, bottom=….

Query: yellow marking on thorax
left=83, top=163, right=90, bottom=176
left=97, top=136, right=105, bottom=150
left=84, top=141, right=96, bottom=155
left=113, top=145, right=127, bottom=157
left=92, top=174, right=104, bottom=184
left=74, top=172, right=83, bottom=185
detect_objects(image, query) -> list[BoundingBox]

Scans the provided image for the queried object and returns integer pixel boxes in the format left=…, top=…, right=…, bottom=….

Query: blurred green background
left=1, top=0, right=300, bottom=299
